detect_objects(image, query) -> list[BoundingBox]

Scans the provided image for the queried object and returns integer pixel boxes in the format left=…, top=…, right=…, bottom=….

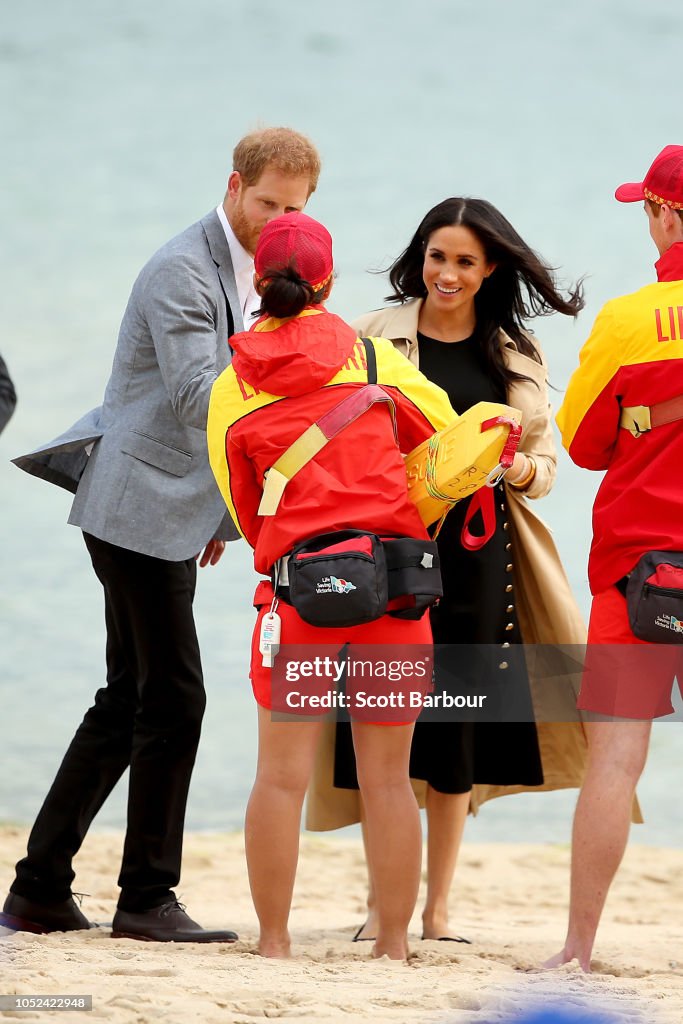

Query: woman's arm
left=505, top=339, right=557, bottom=499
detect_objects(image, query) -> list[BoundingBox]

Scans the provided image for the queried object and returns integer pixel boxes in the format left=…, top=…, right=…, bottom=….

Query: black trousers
left=12, top=533, right=206, bottom=911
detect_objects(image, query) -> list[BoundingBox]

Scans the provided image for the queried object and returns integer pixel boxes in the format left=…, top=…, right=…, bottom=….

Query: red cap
left=615, top=145, right=683, bottom=209
left=254, top=212, right=333, bottom=289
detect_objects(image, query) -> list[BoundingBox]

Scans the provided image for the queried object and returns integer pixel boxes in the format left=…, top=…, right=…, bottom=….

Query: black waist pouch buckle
left=288, top=530, right=388, bottom=627
left=625, top=550, right=683, bottom=643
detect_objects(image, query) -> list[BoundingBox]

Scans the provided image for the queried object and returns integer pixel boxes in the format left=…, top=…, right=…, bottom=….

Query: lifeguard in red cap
left=207, top=211, right=457, bottom=960
left=547, top=146, right=683, bottom=970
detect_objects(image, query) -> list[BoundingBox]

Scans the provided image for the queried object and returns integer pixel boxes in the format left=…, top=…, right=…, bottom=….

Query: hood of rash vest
left=230, top=307, right=359, bottom=398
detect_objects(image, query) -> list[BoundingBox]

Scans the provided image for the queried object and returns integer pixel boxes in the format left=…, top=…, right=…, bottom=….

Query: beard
left=230, top=198, right=261, bottom=255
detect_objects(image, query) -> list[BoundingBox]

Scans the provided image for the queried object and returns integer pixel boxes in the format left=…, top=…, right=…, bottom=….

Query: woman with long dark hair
left=307, top=198, right=588, bottom=943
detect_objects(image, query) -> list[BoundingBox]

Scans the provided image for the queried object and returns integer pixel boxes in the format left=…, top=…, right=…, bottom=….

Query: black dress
left=334, top=332, right=543, bottom=793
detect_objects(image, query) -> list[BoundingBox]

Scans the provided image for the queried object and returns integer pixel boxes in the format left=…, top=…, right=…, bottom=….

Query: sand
left=1, top=827, right=682, bottom=1023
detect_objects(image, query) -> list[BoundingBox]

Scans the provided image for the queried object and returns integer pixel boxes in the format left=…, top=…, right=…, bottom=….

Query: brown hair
left=647, top=198, right=683, bottom=224
left=233, top=127, right=321, bottom=195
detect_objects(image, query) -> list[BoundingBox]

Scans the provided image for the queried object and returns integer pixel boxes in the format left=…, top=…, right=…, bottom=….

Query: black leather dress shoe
left=111, top=901, right=238, bottom=942
left=0, top=892, right=93, bottom=934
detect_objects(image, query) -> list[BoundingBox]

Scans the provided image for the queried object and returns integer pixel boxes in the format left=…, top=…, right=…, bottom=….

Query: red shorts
left=578, top=586, right=683, bottom=719
left=250, top=581, right=433, bottom=722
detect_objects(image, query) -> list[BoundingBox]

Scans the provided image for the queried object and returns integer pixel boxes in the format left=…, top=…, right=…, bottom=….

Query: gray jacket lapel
left=201, top=210, right=244, bottom=335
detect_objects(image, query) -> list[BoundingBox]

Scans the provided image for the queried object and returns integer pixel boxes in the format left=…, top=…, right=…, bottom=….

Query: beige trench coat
left=305, top=299, right=599, bottom=831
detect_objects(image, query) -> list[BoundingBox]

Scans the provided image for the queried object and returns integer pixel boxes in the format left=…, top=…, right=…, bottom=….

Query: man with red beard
left=4, top=127, right=320, bottom=942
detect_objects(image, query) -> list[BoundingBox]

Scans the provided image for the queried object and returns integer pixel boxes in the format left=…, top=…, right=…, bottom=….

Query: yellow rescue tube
left=405, top=401, right=522, bottom=527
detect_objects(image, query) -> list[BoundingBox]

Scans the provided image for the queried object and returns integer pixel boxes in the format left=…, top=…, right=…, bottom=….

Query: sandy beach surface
left=1, top=827, right=681, bottom=1023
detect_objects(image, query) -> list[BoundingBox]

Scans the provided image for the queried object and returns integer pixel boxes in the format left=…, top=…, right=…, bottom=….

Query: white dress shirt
left=215, top=204, right=261, bottom=327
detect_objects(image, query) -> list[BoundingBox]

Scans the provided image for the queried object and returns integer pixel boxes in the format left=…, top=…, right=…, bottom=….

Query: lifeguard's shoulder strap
left=257, top=339, right=394, bottom=516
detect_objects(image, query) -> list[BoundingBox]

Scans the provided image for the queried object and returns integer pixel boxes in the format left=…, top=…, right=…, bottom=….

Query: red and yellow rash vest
left=207, top=306, right=456, bottom=575
left=556, top=242, right=683, bottom=594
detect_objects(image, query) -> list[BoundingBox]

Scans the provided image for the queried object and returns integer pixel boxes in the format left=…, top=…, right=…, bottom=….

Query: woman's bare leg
left=355, top=784, right=469, bottom=942
left=245, top=707, right=323, bottom=957
left=352, top=722, right=421, bottom=960
left=352, top=812, right=378, bottom=940
left=421, top=786, right=470, bottom=939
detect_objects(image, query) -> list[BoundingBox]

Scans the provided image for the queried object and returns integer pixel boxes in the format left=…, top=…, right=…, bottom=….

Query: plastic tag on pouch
left=259, top=611, right=281, bottom=667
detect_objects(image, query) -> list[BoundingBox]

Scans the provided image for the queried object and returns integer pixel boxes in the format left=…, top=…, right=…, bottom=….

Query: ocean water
left=1, top=0, right=682, bottom=846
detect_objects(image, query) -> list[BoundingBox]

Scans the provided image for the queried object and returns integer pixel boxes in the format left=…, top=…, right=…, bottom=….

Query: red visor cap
left=254, top=211, right=333, bottom=289
left=615, top=145, right=683, bottom=207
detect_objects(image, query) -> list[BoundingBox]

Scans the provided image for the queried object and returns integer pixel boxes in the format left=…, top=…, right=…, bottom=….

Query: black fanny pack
left=620, top=551, right=683, bottom=643
left=277, top=529, right=442, bottom=628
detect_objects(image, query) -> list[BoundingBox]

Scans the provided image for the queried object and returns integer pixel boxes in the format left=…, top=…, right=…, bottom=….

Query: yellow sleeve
left=371, top=336, right=457, bottom=433
left=556, top=303, right=623, bottom=468
left=206, top=366, right=247, bottom=540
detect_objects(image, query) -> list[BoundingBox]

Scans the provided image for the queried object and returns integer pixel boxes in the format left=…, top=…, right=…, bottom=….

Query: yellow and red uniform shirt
left=207, top=306, right=455, bottom=575
left=557, top=242, right=683, bottom=594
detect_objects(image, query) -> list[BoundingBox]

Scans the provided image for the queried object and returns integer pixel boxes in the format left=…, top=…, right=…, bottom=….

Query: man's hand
left=197, top=539, right=226, bottom=567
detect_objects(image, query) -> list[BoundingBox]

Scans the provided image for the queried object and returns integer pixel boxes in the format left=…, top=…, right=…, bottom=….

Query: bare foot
left=542, top=947, right=591, bottom=973
left=421, top=912, right=470, bottom=943
left=352, top=915, right=378, bottom=942
left=372, top=938, right=409, bottom=961
left=258, top=934, right=292, bottom=958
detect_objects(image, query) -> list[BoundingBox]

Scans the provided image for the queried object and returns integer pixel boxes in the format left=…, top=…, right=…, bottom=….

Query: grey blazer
left=13, top=211, right=243, bottom=560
